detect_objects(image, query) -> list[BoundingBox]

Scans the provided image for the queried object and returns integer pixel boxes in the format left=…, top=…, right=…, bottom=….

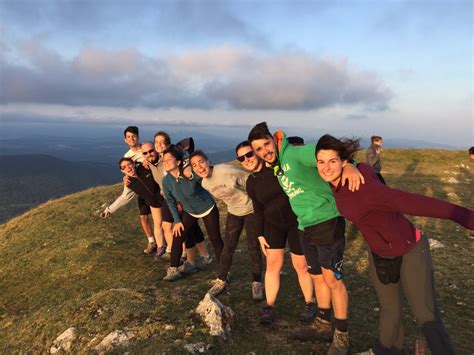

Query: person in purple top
left=315, top=134, right=473, bottom=355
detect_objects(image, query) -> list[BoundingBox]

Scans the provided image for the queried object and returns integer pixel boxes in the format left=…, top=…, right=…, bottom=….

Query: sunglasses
left=142, top=149, right=154, bottom=156
left=237, top=151, right=255, bottom=162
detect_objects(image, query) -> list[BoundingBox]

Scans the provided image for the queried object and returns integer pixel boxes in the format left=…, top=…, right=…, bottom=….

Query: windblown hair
left=316, top=134, right=361, bottom=162
left=248, top=122, right=272, bottom=143
left=235, top=140, right=251, bottom=155
left=162, top=145, right=183, bottom=163
left=189, top=150, right=209, bottom=162
left=124, top=126, right=139, bottom=137
left=469, top=147, right=474, bottom=155
left=118, top=157, right=134, bottom=169
left=371, top=135, right=382, bottom=143
left=154, top=131, right=171, bottom=145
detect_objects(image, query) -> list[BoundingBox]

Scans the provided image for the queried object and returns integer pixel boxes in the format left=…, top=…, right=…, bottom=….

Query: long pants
left=368, top=235, right=454, bottom=355
left=218, top=213, right=263, bottom=282
left=170, top=207, right=223, bottom=267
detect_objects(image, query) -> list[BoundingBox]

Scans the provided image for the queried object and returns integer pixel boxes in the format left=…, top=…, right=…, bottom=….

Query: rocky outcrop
left=50, top=327, right=78, bottom=353
left=195, top=293, right=235, bottom=338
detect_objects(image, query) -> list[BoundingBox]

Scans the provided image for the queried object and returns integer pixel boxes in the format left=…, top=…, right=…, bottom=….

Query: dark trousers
left=170, top=207, right=223, bottom=267
left=368, top=235, right=454, bottom=355
left=218, top=213, right=263, bottom=282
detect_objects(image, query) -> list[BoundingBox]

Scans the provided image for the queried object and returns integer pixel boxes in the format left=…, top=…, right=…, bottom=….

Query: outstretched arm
left=101, top=185, right=136, bottom=217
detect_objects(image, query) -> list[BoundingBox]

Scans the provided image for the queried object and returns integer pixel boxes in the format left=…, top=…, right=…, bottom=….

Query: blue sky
left=0, top=0, right=472, bottom=146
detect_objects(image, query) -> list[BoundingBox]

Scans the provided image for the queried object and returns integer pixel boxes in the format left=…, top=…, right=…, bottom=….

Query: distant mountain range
left=0, top=155, right=120, bottom=223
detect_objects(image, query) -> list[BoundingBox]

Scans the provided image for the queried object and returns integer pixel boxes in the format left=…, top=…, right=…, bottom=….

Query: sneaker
left=161, top=252, right=171, bottom=262
left=327, top=329, right=349, bottom=355
left=155, top=246, right=167, bottom=257
left=251, top=281, right=264, bottom=301
left=300, top=301, right=317, bottom=322
left=177, top=261, right=198, bottom=275
left=208, top=278, right=226, bottom=296
left=200, top=254, right=213, bottom=265
left=260, top=305, right=275, bottom=325
left=144, top=242, right=157, bottom=254
left=163, top=267, right=182, bottom=281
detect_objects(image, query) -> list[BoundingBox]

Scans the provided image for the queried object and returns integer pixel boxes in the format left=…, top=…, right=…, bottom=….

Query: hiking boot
left=300, top=301, right=317, bottom=322
left=313, top=317, right=333, bottom=341
left=327, top=329, right=349, bottom=355
left=163, top=267, right=182, bottom=281
left=144, top=242, right=157, bottom=254
left=251, top=281, right=264, bottom=301
left=155, top=245, right=167, bottom=257
left=260, top=305, right=275, bottom=325
left=177, top=261, right=198, bottom=275
left=208, top=278, right=227, bottom=296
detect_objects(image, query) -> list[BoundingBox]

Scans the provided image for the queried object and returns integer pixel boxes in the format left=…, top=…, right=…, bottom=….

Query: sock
left=318, top=307, right=331, bottom=322
left=335, top=318, right=348, bottom=333
left=147, top=236, right=155, bottom=243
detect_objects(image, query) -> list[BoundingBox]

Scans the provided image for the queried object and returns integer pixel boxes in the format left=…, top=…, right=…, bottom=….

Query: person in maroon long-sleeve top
left=315, top=134, right=473, bottom=355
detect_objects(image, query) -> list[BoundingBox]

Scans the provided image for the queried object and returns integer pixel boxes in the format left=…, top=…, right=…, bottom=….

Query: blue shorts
left=299, top=217, right=346, bottom=278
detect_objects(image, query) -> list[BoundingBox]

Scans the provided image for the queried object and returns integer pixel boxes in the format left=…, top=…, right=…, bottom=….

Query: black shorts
left=137, top=196, right=151, bottom=215
left=299, top=217, right=346, bottom=277
left=161, top=199, right=174, bottom=223
left=264, top=223, right=303, bottom=255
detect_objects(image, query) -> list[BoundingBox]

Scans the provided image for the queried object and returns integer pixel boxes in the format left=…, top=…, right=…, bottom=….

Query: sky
left=0, top=0, right=472, bottom=146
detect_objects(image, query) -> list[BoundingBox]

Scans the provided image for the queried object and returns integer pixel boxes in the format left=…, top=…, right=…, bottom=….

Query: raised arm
left=100, top=184, right=136, bottom=218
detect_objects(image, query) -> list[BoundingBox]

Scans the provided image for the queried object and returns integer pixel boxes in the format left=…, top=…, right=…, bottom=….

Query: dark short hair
left=287, top=136, right=304, bottom=145
left=189, top=150, right=208, bottom=162
left=118, top=157, right=134, bottom=169
left=154, top=131, right=171, bottom=145
left=469, top=147, right=474, bottom=155
left=371, top=135, right=382, bottom=143
left=124, top=126, right=139, bottom=137
left=316, top=134, right=361, bottom=161
left=162, top=145, right=183, bottom=163
left=248, top=122, right=272, bottom=143
left=235, top=140, right=251, bottom=155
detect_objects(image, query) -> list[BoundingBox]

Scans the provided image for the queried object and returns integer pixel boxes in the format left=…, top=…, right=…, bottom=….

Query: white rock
left=164, top=324, right=176, bottom=331
left=428, top=238, right=445, bottom=249
left=50, top=327, right=78, bottom=353
left=374, top=307, right=380, bottom=312
left=456, top=302, right=466, bottom=306
left=184, top=342, right=211, bottom=353
left=94, top=330, right=136, bottom=352
left=447, top=177, right=459, bottom=184
left=195, top=293, right=235, bottom=338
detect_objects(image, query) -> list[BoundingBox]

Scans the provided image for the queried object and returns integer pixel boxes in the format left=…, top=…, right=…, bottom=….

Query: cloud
left=0, top=39, right=392, bottom=111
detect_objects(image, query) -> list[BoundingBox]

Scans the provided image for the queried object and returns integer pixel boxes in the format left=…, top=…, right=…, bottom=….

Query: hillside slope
left=0, top=149, right=472, bottom=353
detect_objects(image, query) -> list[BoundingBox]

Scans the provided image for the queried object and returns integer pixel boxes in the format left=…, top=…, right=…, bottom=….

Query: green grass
left=0, top=149, right=472, bottom=353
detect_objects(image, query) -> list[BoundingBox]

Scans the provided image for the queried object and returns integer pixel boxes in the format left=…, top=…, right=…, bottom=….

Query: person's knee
left=322, top=269, right=340, bottom=289
left=292, top=257, right=309, bottom=275
left=266, top=254, right=283, bottom=272
left=139, top=214, right=149, bottom=222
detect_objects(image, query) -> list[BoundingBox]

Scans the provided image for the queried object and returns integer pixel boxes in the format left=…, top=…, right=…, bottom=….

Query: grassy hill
left=0, top=155, right=120, bottom=223
left=0, top=149, right=472, bottom=353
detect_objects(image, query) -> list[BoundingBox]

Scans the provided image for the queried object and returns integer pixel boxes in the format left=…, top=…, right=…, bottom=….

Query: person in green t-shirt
left=248, top=122, right=364, bottom=355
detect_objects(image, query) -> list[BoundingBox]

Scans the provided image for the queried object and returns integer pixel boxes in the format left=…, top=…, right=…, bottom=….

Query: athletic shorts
left=137, top=196, right=151, bottom=216
left=161, top=199, right=174, bottom=223
left=299, top=217, right=346, bottom=277
left=264, top=223, right=304, bottom=255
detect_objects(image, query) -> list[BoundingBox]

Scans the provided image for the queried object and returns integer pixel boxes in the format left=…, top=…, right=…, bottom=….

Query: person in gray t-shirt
left=190, top=150, right=264, bottom=301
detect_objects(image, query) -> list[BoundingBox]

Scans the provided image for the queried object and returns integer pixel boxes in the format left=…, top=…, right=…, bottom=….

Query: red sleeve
left=359, top=164, right=474, bottom=230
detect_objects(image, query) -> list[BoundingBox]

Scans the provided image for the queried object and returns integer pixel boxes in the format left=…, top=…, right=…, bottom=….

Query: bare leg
left=290, top=253, right=314, bottom=303
left=264, top=249, right=285, bottom=306
left=150, top=207, right=164, bottom=247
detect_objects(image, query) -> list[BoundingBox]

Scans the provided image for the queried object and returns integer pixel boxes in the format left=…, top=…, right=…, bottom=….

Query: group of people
left=100, top=124, right=473, bottom=355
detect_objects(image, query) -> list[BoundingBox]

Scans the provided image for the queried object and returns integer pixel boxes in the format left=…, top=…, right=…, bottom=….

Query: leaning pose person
left=237, top=141, right=315, bottom=325
left=190, top=150, right=264, bottom=300
left=315, top=134, right=474, bottom=355
left=161, top=147, right=224, bottom=281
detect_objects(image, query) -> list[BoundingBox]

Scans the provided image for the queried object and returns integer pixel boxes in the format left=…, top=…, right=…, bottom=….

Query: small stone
left=184, top=342, right=211, bottom=353
left=164, top=324, right=176, bottom=331
left=374, top=307, right=380, bottom=312
left=50, top=327, right=78, bottom=353
left=94, top=330, right=136, bottom=352
left=195, top=293, right=235, bottom=338
left=448, top=284, right=458, bottom=290
left=428, top=238, right=445, bottom=249
left=456, top=302, right=466, bottom=306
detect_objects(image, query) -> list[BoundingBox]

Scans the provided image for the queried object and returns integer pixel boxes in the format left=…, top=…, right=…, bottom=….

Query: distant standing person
left=366, top=135, right=386, bottom=185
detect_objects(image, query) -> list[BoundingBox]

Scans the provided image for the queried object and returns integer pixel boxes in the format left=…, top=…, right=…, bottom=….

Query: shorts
left=161, top=199, right=174, bottom=223
left=138, top=196, right=151, bottom=216
left=264, top=223, right=303, bottom=255
left=299, top=217, right=346, bottom=277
